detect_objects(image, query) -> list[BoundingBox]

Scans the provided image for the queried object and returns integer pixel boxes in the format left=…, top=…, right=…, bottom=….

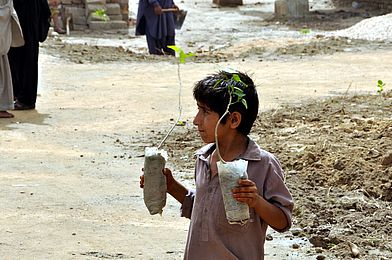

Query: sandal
left=14, top=101, right=35, bottom=110
left=0, top=111, right=14, bottom=118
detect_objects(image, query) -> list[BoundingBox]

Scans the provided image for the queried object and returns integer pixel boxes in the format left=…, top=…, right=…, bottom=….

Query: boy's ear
left=229, top=112, right=242, bottom=129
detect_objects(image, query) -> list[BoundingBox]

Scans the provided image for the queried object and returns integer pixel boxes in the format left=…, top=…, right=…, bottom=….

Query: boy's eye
left=197, top=105, right=210, bottom=114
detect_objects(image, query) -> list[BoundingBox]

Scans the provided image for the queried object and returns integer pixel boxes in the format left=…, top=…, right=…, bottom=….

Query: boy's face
left=193, top=102, right=220, bottom=143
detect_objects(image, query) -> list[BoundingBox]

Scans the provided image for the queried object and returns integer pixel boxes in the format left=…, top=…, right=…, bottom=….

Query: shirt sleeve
left=263, top=155, right=294, bottom=232
left=180, top=189, right=195, bottom=219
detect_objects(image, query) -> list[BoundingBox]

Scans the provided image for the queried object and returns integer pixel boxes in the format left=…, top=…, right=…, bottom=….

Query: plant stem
left=158, top=60, right=183, bottom=149
left=214, top=95, right=232, bottom=164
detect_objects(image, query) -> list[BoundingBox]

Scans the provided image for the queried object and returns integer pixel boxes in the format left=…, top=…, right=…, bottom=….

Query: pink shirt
left=181, top=138, right=294, bottom=260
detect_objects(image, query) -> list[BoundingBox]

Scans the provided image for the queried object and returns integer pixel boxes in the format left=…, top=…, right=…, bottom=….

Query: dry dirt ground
left=1, top=0, right=392, bottom=259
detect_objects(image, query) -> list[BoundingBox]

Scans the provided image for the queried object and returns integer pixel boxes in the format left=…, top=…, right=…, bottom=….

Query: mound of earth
left=137, top=91, right=392, bottom=259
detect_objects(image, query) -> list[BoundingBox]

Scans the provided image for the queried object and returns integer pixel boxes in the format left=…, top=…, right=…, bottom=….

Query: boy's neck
left=215, top=134, right=248, bottom=162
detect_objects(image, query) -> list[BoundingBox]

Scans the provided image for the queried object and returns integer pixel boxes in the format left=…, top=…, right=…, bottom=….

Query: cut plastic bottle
left=143, top=147, right=168, bottom=215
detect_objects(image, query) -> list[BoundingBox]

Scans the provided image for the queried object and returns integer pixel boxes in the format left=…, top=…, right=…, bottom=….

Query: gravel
left=328, top=13, right=392, bottom=41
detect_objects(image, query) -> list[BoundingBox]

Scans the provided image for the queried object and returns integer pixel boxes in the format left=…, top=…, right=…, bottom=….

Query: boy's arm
left=140, top=168, right=193, bottom=218
left=252, top=192, right=289, bottom=230
left=164, top=168, right=188, bottom=204
left=232, top=179, right=290, bottom=231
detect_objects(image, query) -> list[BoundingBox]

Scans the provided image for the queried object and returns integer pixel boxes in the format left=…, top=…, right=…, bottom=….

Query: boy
left=140, top=70, right=294, bottom=259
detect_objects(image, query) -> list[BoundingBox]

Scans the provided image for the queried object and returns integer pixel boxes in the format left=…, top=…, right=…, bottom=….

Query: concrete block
left=287, top=0, right=309, bottom=17
left=108, top=14, right=123, bottom=21
left=88, top=20, right=112, bottom=30
left=72, top=15, right=87, bottom=25
left=64, top=6, right=86, bottom=18
left=275, top=0, right=288, bottom=17
left=106, top=3, right=121, bottom=15
left=73, top=24, right=88, bottom=31
left=85, top=0, right=106, bottom=4
left=110, top=20, right=128, bottom=29
left=213, top=0, right=243, bottom=6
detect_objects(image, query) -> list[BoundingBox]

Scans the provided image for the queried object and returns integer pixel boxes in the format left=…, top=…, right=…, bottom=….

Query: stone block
left=275, top=0, right=288, bottom=17
left=85, top=0, right=106, bottom=4
left=287, top=0, right=309, bottom=17
left=106, top=3, right=121, bottom=15
left=73, top=24, right=88, bottom=31
left=213, top=0, right=242, bottom=6
left=88, top=20, right=112, bottom=30
left=72, top=15, right=87, bottom=25
left=110, top=20, right=128, bottom=29
left=108, top=14, right=123, bottom=21
left=64, top=6, right=86, bottom=18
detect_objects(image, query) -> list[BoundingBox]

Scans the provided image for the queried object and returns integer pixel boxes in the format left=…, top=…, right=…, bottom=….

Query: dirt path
left=1, top=47, right=391, bottom=259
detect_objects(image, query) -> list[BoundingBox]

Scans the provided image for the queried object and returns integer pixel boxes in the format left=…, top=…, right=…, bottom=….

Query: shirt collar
left=195, top=137, right=262, bottom=161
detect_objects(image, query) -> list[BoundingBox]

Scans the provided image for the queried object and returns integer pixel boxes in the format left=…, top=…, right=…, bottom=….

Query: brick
left=106, top=3, right=121, bottom=15
left=108, top=14, right=123, bottom=21
left=88, top=20, right=112, bottom=30
left=110, top=20, right=128, bottom=29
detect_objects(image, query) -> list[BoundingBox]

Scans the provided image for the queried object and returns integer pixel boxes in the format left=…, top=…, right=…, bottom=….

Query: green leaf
left=300, top=28, right=311, bottom=34
left=241, top=99, right=248, bottom=109
left=168, top=45, right=194, bottom=64
left=233, top=87, right=245, bottom=98
left=167, top=45, right=181, bottom=53
left=232, top=74, right=241, bottom=82
left=213, top=79, right=222, bottom=89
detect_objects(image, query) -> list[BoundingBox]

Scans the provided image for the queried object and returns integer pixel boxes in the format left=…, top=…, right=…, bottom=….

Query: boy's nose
left=193, top=112, right=200, bottom=126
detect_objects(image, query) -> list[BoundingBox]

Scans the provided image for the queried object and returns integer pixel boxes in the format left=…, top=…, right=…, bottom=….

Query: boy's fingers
left=238, top=179, right=255, bottom=186
left=162, top=168, right=172, bottom=176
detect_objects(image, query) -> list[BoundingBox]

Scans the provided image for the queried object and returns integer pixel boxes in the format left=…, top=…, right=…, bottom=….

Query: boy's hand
left=139, top=168, right=176, bottom=193
left=139, top=174, right=145, bottom=188
left=232, top=179, right=260, bottom=208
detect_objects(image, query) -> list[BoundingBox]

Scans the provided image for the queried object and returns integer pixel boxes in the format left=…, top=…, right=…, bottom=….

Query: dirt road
left=1, top=47, right=391, bottom=259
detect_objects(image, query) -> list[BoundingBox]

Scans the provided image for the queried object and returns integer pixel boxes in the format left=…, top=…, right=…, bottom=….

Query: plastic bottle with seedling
left=214, top=72, right=250, bottom=225
left=143, top=47, right=194, bottom=215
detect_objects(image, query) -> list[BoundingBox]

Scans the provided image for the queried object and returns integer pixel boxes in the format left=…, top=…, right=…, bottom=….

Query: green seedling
left=213, top=73, right=251, bottom=225
left=300, top=28, right=311, bottom=34
left=157, top=46, right=194, bottom=148
left=143, top=47, right=193, bottom=215
left=168, top=45, right=195, bottom=64
left=214, top=71, right=248, bottom=163
left=93, top=9, right=109, bottom=22
left=377, top=79, right=385, bottom=94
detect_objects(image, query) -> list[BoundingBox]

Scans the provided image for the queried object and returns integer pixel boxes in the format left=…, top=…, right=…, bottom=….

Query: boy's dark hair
left=193, top=70, right=259, bottom=135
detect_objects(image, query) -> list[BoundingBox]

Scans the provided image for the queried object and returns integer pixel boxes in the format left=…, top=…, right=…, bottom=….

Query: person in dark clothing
left=7, top=0, right=50, bottom=110
left=136, top=0, right=178, bottom=56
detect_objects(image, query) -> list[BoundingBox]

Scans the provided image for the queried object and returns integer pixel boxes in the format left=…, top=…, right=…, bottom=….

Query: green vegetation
left=300, top=28, right=311, bottom=34
left=377, top=79, right=385, bottom=94
left=157, top=46, right=194, bottom=148
left=93, top=9, right=109, bottom=22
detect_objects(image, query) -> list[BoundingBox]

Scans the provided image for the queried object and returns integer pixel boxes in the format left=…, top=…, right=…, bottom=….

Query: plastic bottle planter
left=143, top=147, right=168, bottom=215
left=217, top=159, right=250, bottom=225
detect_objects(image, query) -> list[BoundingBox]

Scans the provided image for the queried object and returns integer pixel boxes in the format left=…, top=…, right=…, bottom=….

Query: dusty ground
left=1, top=0, right=392, bottom=259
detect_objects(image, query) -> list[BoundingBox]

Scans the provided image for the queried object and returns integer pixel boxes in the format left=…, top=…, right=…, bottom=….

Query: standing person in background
left=7, top=0, right=50, bottom=110
left=0, top=0, right=24, bottom=118
left=136, top=0, right=179, bottom=55
left=48, top=0, right=65, bottom=34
